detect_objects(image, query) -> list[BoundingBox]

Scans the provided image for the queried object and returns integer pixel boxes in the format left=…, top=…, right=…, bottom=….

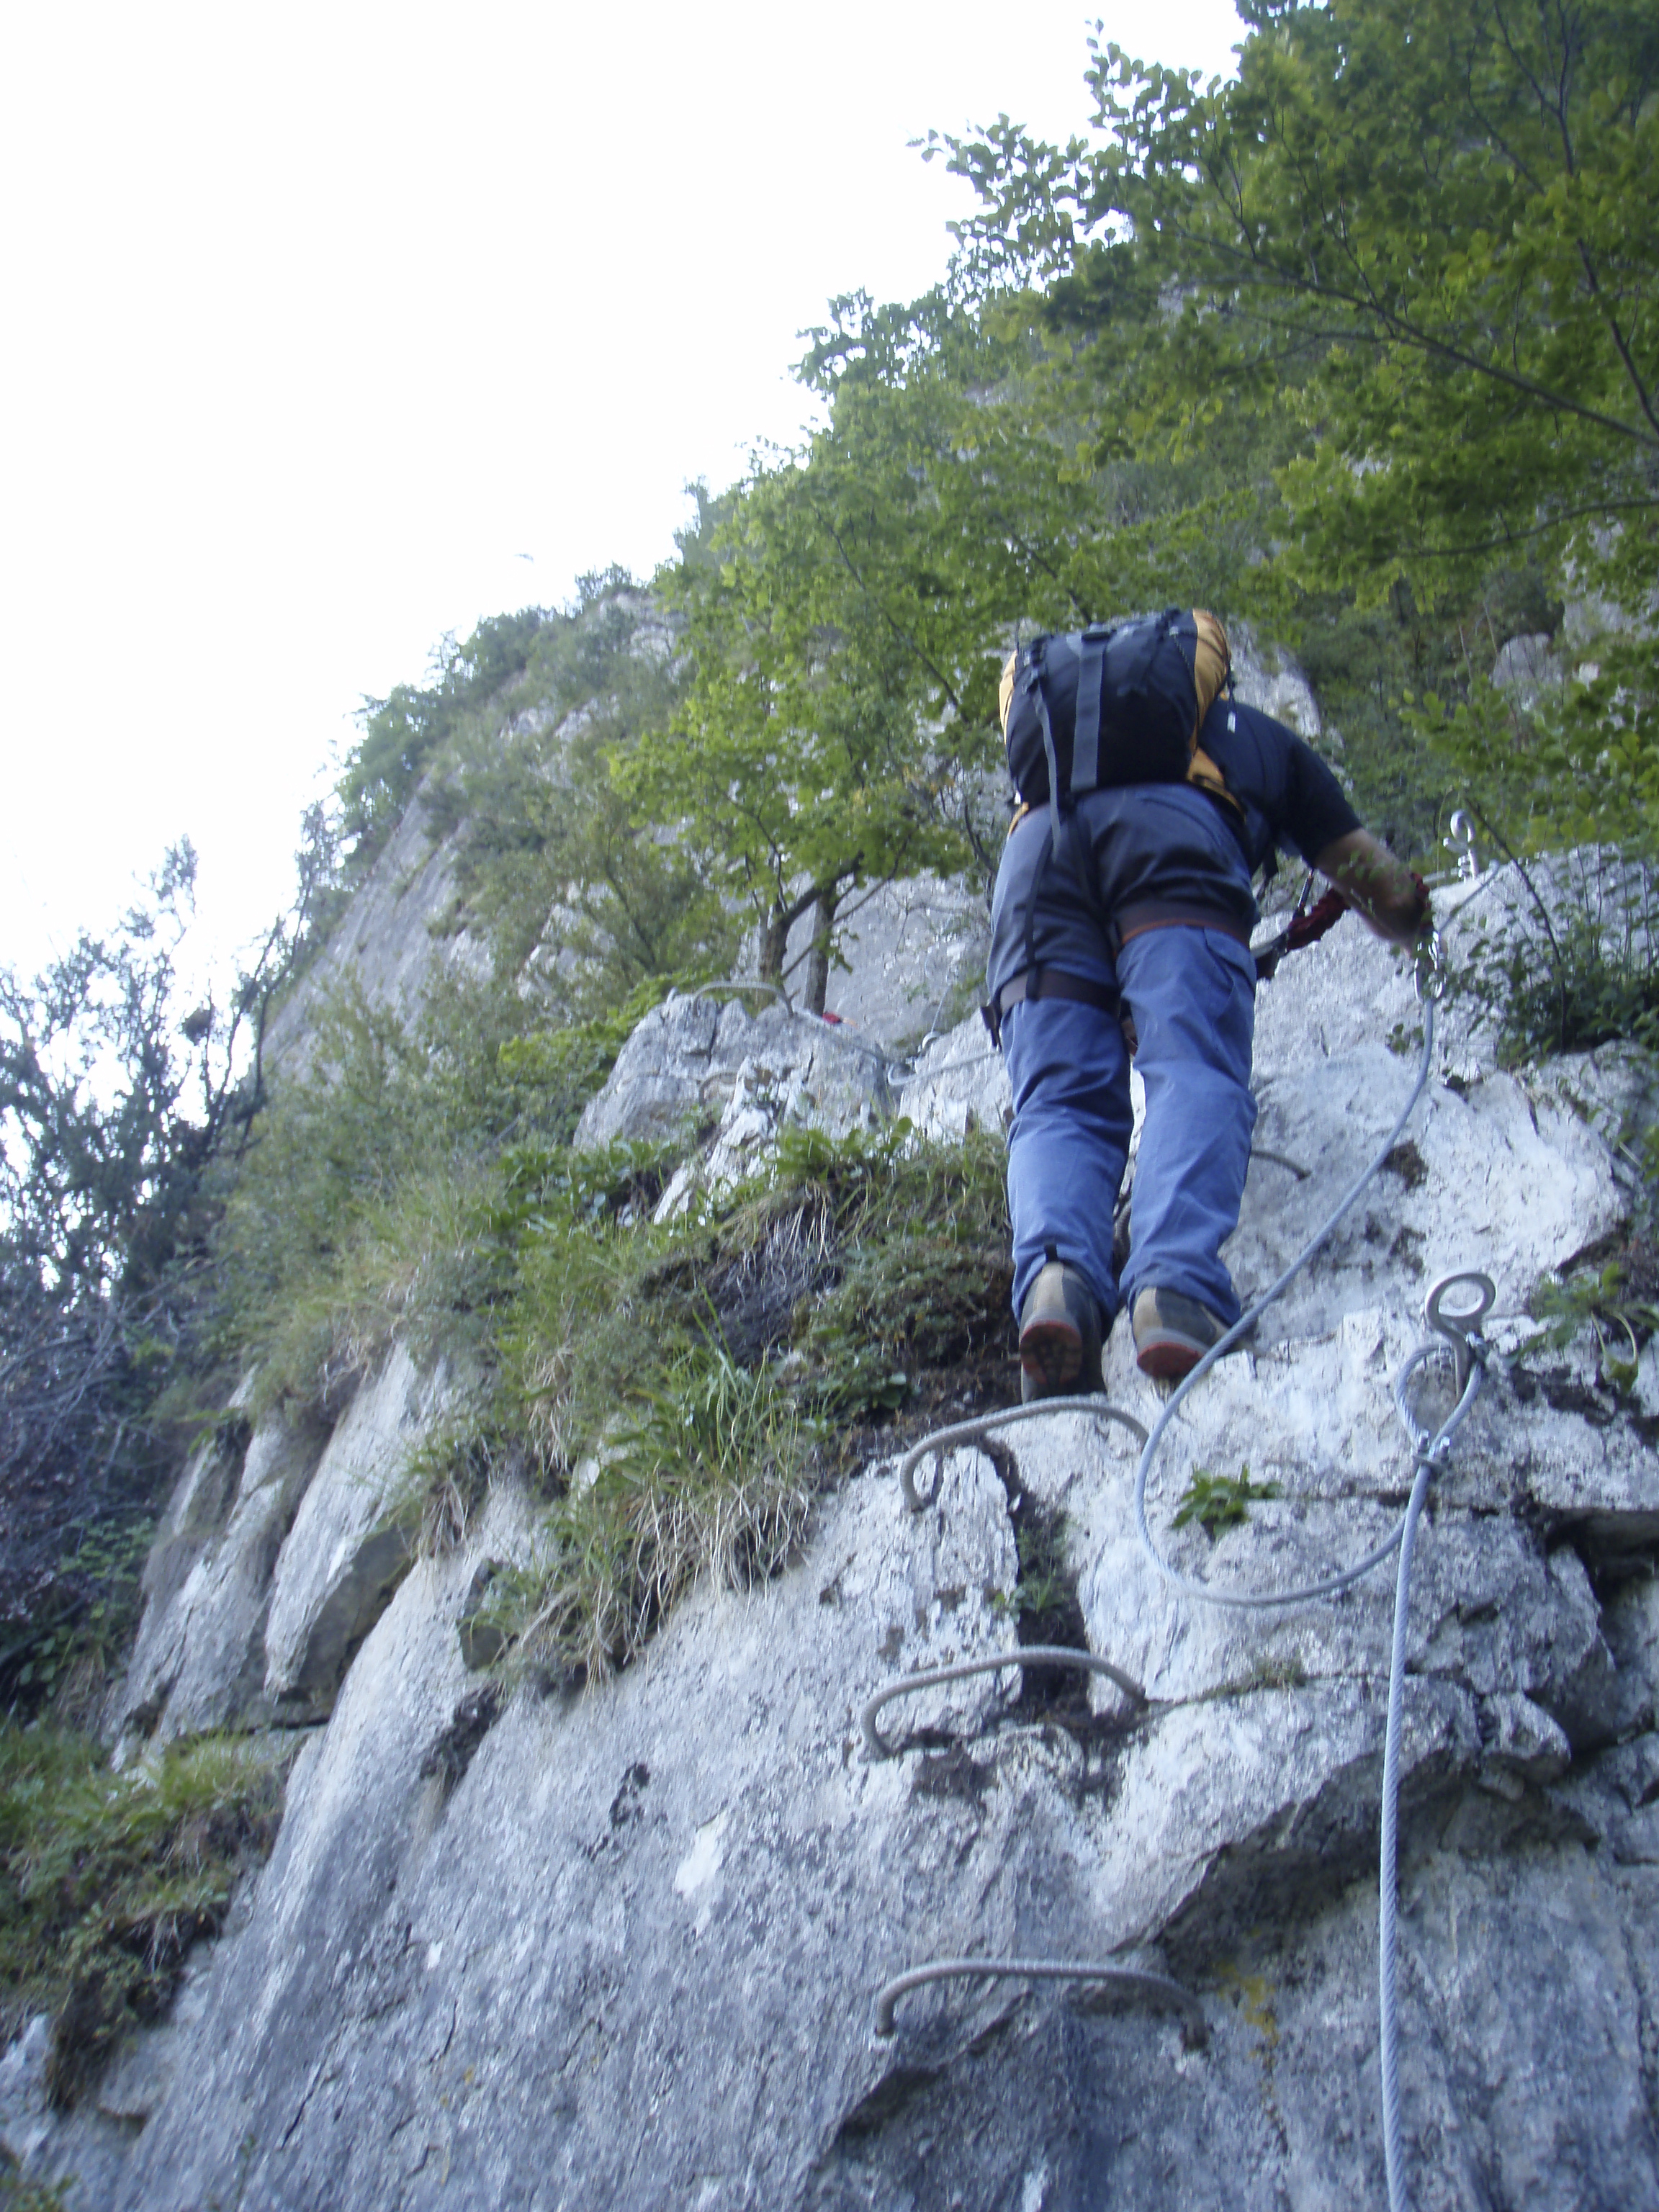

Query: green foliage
left=0, top=2167, right=72, bottom=2211
left=0, top=848, right=292, bottom=1714
left=318, top=1116, right=1011, bottom=1678
left=339, top=606, right=548, bottom=860
left=1522, top=1241, right=1659, bottom=1391
left=1437, top=840, right=1659, bottom=1062
left=935, top=0, right=1658, bottom=873
left=0, top=1727, right=287, bottom=2105
left=781, top=1123, right=1011, bottom=1425
left=4, top=1516, right=153, bottom=1719
left=945, top=0, right=1658, bottom=588
left=993, top=1510, right=1076, bottom=1635
left=210, top=975, right=672, bottom=1420
left=423, top=579, right=737, bottom=1009
left=1172, top=1463, right=1282, bottom=1539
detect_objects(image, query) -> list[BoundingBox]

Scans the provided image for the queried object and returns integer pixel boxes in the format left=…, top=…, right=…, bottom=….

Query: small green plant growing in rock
left=0, top=2167, right=73, bottom=2210
left=1172, top=1465, right=1282, bottom=1539
left=1521, top=1245, right=1659, bottom=1395
left=991, top=1511, right=1077, bottom=1637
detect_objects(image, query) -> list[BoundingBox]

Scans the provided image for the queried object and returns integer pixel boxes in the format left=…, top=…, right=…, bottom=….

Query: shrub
left=0, top=1727, right=288, bottom=2105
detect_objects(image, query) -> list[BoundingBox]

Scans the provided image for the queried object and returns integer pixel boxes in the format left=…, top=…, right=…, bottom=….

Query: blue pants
left=1002, top=926, right=1258, bottom=1328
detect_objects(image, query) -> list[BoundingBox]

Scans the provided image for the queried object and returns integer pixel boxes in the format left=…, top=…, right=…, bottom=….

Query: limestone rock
left=109, top=1403, right=331, bottom=1745
left=30, top=900, right=1659, bottom=2211
left=262, top=1346, right=445, bottom=1719
left=1228, top=621, right=1323, bottom=742
left=111, top=1350, right=446, bottom=1750
left=778, top=873, right=992, bottom=1050
left=578, top=992, right=894, bottom=1220
left=896, top=1010, right=1010, bottom=1144
left=263, top=786, right=488, bottom=1077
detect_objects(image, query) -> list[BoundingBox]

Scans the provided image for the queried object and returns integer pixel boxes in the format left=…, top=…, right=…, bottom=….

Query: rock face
left=577, top=990, right=895, bottom=1182
left=27, top=886, right=1659, bottom=2208
left=263, top=788, right=489, bottom=1076
left=778, top=872, right=992, bottom=1047
left=109, top=1349, right=445, bottom=1749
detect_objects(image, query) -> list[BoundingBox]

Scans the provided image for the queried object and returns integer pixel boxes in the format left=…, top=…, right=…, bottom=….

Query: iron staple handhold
left=873, top=1957, right=1207, bottom=2046
left=860, top=1645, right=1145, bottom=1761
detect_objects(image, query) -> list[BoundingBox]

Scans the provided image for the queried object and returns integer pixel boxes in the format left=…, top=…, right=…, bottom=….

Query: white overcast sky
left=1, top=1, right=1245, bottom=980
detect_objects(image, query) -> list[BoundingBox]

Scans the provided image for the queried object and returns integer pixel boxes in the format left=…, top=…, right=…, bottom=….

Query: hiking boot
left=1130, top=1286, right=1228, bottom=1386
left=1019, top=1261, right=1104, bottom=1403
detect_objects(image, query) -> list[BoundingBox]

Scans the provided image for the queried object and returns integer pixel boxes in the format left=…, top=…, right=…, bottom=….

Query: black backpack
left=1000, top=610, right=1234, bottom=842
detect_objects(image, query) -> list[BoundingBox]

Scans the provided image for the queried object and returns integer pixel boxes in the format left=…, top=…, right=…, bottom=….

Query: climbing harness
left=865, top=925, right=1499, bottom=2209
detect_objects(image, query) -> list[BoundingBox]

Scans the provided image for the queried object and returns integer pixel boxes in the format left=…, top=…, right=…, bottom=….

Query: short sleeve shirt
left=1198, top=698, right=1361, bottom=877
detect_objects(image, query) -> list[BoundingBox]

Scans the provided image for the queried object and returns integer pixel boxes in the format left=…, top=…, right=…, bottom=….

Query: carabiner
left=1414, top=927, right=1446, bottom=1004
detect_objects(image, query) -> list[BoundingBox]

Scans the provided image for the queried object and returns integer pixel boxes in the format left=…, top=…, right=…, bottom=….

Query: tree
left=938, top=0, right=1659, bottom=845
left=946, top=1, right=1657, bottom=574
left=427, top=574, right=735, bottom=1011
left=339, top=606, right=550, bottom=860
left=0, top=846, right=287, bottom=1706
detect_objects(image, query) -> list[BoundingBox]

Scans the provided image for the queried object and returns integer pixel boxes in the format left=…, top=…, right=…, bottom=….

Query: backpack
left=999, top=610, right=1238, bottom=840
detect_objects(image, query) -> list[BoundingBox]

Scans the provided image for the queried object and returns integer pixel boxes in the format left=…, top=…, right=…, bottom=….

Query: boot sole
left=1134, top=1336, right=1209, bottom=1382
left=1020, top=1320, right=1083, bottom=1397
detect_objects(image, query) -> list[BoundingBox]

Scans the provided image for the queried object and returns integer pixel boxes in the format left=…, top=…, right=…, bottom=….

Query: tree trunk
left=804, top=889, right=838, bottom=1017
left=757, top=906, right=793, bottom=989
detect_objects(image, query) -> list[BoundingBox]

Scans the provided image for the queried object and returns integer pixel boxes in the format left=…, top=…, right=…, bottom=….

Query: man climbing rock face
left=985, top=667, right=1431, bottom=1401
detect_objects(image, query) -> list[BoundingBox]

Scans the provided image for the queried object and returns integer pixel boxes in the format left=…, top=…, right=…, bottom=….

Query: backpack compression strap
left=1018, top=649, right=1066, bottom=859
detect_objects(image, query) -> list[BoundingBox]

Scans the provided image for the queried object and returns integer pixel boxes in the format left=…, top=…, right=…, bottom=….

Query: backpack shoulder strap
left=1070, top=628, right=1108, bottom=795
left=1187, top=742, right=1246, bottom=822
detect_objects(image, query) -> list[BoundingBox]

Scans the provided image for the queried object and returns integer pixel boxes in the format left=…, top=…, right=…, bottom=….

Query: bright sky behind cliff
left=1, top=0, right=1244, bottom=977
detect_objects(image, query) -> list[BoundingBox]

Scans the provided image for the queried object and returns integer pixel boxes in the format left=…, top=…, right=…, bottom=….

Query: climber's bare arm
left=1313, top=829, right=1430, bottom=944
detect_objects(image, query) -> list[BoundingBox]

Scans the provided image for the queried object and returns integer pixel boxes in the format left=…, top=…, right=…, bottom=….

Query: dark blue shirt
left=1197, top=698, right=1361, bottom=878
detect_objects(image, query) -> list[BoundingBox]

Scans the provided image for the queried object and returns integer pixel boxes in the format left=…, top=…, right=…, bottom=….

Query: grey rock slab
left=263, top=784, right=488, bottom=1078
left=577, top=992, right=891, bottom=1157
left=110, top=1406, right=331, bottom=1746
left=1227, top=1042, right=1618, bottom=1350
left=1491, top=627, right=1563, bottom=701
left=109, top=1355, right=1659, bottom=2211
left=113, top=1458, right=1172, bottom=2212
left=895, top=1011, right=1010, bottom=1146
left=0, top=2011, right=148, bottom=2211
left=1228, top=622, right=1324, bottom=741
left=262, top=1345, right=444, bottom=1719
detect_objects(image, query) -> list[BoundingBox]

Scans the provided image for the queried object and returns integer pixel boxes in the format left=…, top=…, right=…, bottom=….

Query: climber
left=986, top=688, right=1431, bottom=1400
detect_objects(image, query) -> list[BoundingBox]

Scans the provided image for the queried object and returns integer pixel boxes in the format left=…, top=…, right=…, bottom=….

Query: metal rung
left=874, top=1956, right=1207, bottom=2045
left=899, top=1399, right=1148, bottom=1511
left=861, top=1646, right=1143, bottom=1761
